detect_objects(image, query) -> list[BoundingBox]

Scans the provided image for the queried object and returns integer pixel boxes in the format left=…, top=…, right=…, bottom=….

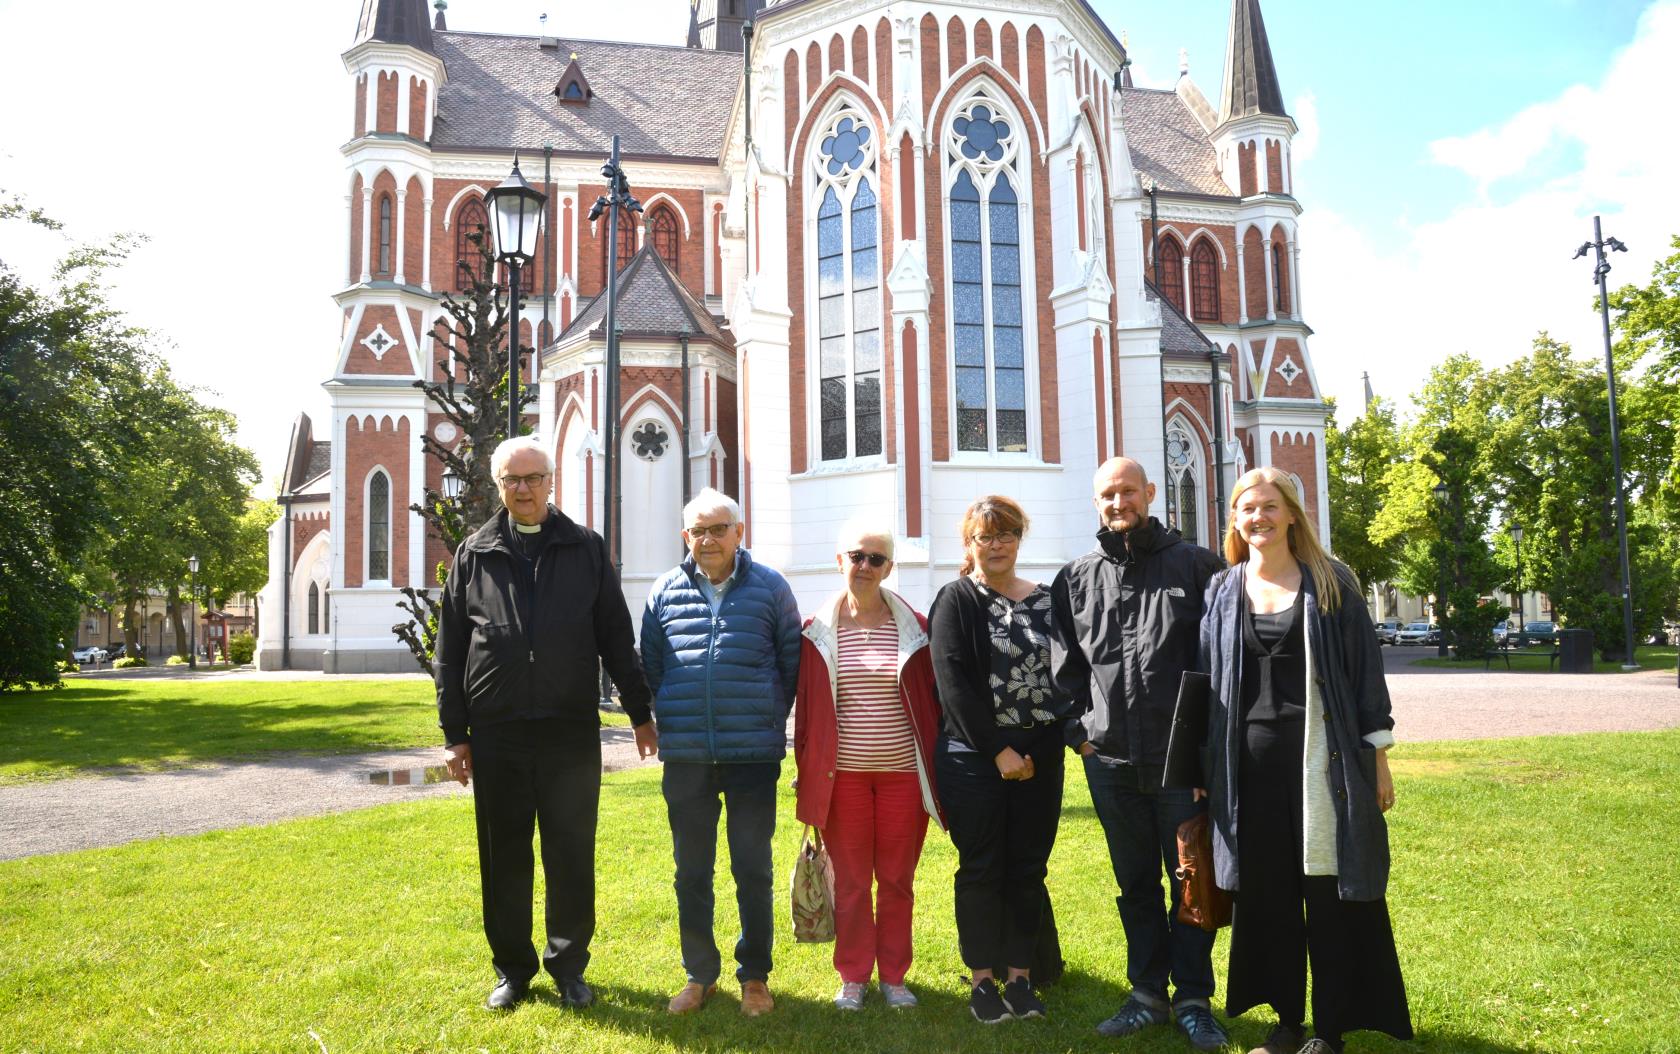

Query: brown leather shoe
left=667, top=981, right=716, bottom=1014
left=739, top=979, right=775, bottom=1017
left=1249, top=1023, right=1307, bottom=1054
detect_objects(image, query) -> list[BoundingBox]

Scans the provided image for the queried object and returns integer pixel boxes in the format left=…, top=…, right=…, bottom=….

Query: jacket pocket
left=464, top=622, right=522, bottom=703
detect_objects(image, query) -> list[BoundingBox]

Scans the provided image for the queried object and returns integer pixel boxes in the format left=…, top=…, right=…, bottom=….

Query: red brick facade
left=342, top=414, right=411, bottom=589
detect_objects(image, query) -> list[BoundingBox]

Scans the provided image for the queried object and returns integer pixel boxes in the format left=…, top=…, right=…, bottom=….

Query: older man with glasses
left=641, top=487, right=801, bottom=1018
left=436, top=436, right=658, bottom=1013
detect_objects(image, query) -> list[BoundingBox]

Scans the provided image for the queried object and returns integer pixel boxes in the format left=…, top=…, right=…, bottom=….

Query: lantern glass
left=486, top=160, right=547, bottom=264
left=1510, top=524, right=1524, bottom=545
left=188, top=555, right=200, bottom=574
left=1432, top=483, right=1449, bottom=504
left=441, top=466, right=464, bottom=500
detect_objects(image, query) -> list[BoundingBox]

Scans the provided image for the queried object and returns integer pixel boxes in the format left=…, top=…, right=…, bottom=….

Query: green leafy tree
left=1326, top=396, right=1405, bottom=597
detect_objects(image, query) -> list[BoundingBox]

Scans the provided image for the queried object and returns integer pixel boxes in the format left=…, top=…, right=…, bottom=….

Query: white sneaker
left=881, top=982, right=918, bottom=1009
left=833, top=981, right=867, bottom=1011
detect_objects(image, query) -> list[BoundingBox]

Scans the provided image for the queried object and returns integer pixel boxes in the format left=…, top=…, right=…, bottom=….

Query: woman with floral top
left=928, top=495, right=1073, bottom=1025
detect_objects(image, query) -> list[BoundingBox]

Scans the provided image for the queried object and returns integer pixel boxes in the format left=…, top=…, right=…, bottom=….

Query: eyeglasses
left=846, top=550, right=889, bottom=568
left=971, top=531, right=1022, bottom=548
left=497, top=473, right=550, bottom=491
left=686, top=522, right=736, bottom=540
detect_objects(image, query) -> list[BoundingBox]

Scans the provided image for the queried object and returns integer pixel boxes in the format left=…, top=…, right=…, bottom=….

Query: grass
left=1412, top=643, right=1677, bottom=673
left=2, top=732, right=1676, bottom=1053
left=0, top=680, right=628, bottom=784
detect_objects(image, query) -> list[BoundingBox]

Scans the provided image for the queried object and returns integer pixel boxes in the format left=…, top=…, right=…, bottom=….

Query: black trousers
left=470, top=719, right=603, bottom=987
left=936, top=730, right=1064, bottom=973
left=1227, top=718, right=1412, bottom=1045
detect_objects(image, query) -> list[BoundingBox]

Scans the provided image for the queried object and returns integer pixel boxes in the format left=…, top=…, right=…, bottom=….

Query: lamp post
left=441, top=464, right=463, bottom=501
left=1573, top=218, right=1640, bottom=670
left=1432, top=482, right=1450, bottom=658
left=1510, top=523, right=1525, bottom=634
left=187, top=554, right=200, bottom=671
left=486, top=156, right=549, bottom=442
left=588, top=136, right=642, bottom=709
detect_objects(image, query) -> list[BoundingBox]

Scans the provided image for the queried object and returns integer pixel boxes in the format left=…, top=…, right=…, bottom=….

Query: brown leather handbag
left=1175, top=813, right=1232, bottom=931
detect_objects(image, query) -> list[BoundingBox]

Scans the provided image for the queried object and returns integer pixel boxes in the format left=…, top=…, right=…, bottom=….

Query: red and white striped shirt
left=835, top=621, right=916, bottom=772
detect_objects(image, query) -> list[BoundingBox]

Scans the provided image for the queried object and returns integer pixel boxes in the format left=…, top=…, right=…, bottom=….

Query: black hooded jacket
left=1049, top=517, right=1223, bottom=766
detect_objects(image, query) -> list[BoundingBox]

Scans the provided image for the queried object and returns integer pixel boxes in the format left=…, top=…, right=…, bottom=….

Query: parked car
left=1395, top=622, right=1438, bottom=646
left=1521, top=620, right=1557, bottom=644
left=106, top=643, right=136, bottom=661
left=1374, top=619, right=1404, bottom=645
left=71, top=645, right=108, bottom=664
left=1492, top=623, right=1510, bottom=645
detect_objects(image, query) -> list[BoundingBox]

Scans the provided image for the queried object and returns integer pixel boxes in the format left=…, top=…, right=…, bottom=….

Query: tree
left=392, top=222, right=522, bottom=675
left=1326, top=396, right=1405, bottom=597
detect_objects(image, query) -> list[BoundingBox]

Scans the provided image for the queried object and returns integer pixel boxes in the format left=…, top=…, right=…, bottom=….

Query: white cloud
left=1307, top=0, right=1680, bottom=427
left=1290, top=90, right=1319, bottom=166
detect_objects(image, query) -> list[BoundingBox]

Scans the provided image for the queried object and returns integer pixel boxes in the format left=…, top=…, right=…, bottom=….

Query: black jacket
left=435, top=505, right=652, bottom=746
left=1049, top=518, right=1223, bottom=765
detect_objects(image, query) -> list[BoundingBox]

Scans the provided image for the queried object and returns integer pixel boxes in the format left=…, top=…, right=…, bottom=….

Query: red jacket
left=793, top=588, right=944, bottom=830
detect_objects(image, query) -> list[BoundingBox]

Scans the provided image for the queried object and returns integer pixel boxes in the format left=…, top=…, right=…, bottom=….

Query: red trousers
left=824, top=770, right=930, bottom=985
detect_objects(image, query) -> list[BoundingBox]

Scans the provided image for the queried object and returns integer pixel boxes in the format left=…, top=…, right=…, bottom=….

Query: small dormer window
left=555, top=53, right=592, bottom=105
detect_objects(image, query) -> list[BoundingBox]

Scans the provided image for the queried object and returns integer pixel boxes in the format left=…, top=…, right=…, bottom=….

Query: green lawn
left=2, top=731, right=1675, bottom=1053
left=0, top=680, right=627, bottom=783
left=1413, top=643, right=1677, bottom=673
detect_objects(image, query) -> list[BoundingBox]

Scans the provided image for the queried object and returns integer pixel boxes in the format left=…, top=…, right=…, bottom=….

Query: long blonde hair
left=1223, top=467, right=1347, bottom=612
left=957, top=495, right=1029, bottom=577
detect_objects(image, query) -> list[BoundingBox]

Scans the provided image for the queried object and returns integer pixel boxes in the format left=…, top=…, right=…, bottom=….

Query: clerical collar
left=513, top=520, right=545, bottom=534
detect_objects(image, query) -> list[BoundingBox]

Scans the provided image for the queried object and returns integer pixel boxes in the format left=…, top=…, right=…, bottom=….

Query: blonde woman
left=1198, top=469, right=1411, bottom=1054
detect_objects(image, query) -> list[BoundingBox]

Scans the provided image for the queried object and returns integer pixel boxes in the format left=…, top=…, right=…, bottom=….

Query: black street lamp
left=187, top=554, right=200, bottom=671
left=1573, top=218, right=1640, bottom=670
left=1509, top=523, right=1525, bottom=632
left=440, top=463, right=463, bottom=501
left=1432, top=481, right=1450, bottom=658
left=486, top=156, right=548, bottom=442
left=588, top=136, right=642, bottom=709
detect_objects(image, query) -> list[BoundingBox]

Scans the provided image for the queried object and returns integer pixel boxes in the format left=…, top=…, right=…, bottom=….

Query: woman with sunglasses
left=928, top=495, right=1071, bottom=1024
left=793, top=518, right=943, bottom=1012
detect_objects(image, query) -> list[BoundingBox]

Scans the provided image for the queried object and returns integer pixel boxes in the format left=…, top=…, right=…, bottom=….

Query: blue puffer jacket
left=640, top=548, right=803, bottom=764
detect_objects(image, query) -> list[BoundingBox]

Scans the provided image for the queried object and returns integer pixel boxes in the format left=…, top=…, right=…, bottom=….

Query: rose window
left=631, top=420, right=669, bottom=461
left=819, top=115, right=872, bottom=178
left=954, top=105, right=1011, bottom=163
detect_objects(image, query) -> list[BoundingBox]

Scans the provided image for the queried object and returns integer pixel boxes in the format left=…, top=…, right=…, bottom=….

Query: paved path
left=5, top=654, right=1676, bottom=862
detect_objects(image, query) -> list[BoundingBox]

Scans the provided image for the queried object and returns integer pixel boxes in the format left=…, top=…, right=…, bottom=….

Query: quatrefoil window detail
left=360, top=323, right=399, bottom=361
left=1275, top=357, right=1302, bottom=384
left=819, top=115, right=871, bottom=177
left=631, top=420, right=670, bottom=461
left=954, top=105, right=1011, bottom=162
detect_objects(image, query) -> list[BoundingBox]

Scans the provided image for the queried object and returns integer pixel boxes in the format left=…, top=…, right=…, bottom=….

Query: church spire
left=1217, top=0, right=1286, bottom=123
left=687, top=0, right=702, bottom=48
left=354, top=0, right=435, bottom=53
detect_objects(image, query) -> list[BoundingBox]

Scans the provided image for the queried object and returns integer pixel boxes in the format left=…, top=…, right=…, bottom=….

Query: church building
left=258, top=0, right=1328, bottom=672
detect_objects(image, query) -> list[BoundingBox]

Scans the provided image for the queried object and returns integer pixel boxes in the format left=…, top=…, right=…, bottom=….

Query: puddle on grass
left=366, top=765, right=454, bottom=786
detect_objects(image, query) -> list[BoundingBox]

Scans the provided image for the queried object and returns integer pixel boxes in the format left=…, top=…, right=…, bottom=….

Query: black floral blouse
left=977, top=581, right=1060, bottom=727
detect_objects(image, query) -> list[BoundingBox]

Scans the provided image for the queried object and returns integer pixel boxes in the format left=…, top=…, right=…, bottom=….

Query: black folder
left=1162, top=671, right=1211, bottom=789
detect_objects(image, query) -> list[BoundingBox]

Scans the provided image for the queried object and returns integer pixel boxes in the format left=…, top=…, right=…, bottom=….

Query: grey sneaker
left=833, top=981, right=866, bottom=1011
left=880, top=982, right=918, bottom=1009
left=1175, top=1003, right=1229, bottom=1052
left=1096, top=996, right=1168, bottom=1037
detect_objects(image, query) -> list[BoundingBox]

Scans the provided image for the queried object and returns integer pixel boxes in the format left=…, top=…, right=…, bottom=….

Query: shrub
left=113, top=656, right=148, bottom=669
left=57, top=660, right=80, bottom=674
left=165, top=654, right=188, bottom=666
left=228, top=633, right=256, bottom=666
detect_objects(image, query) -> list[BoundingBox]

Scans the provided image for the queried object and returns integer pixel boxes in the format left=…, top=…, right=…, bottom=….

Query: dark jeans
left=662, top=760, right=780, bottom=985
left=937, top=732, right=1064, bottom=972
left=470, top=719, right=602, bottom=987
left=1082, top=754, right=1216, bottom=1007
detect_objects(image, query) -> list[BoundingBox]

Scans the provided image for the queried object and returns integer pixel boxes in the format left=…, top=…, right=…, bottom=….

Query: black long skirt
left=1225, top=717, right=1413, bottom=1045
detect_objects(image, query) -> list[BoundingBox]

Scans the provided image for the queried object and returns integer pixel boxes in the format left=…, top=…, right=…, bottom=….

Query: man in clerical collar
left=435, top=436, right=657, bottom=1013
left=640, top=488, right=801, bottom=1019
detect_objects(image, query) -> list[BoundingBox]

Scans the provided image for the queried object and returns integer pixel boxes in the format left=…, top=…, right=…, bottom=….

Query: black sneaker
left=1001, top=977, right=1046, bottom=1019
left=969, top=979, right=1011, bottom=1024
left=1096, top=996, right=1167, bottom=1037
left=1174, top=1003, right=1229, bottom=1052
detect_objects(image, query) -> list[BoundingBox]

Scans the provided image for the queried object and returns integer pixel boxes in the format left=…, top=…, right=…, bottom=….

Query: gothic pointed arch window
left=809, top=107, right=882, bottom=461
left=1157, top=235, right=1185, bottom=313
left=1164, top=418, right=1202, bottom=546
left=603, top=218, right=636, bottom=284
left=377, top=194, right=394, bottom=277
left=648, top=205, right=681, bottom=272
left=1272, top=240, right=1289, bottom=314
left=307, top=582, right=320, bottom=635
left=1191, top=238, right=1220, bottom=321
left=947, top=92, right=1031, bottom=453
left=367, top=469, right=391, bottom=582
left=454, top=195, right=488, bottom=292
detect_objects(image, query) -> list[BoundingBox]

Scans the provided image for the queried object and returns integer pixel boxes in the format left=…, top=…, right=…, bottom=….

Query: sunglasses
left=846, top=550, right=889, bottom=568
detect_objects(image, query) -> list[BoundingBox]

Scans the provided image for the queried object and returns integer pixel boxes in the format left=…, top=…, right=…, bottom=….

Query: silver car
left=1394, top=622, right=1435, bottom=646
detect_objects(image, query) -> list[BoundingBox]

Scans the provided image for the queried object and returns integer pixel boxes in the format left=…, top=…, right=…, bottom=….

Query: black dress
left=1225, top=590, right=1411, bottom=1050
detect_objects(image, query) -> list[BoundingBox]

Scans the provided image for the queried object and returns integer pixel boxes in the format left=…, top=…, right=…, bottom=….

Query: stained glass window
left=603, top=218, right=635, bottom=284
left=649, top=206, right=680, bottom=272
left=368, top=471, right=390, bottom=581
left=1272, top=241, right=1289, bottom=314
left=1158, top=237, right=1184, bottom=312
left=1191, top=239, right=1219, bottom=321
left=818, top=187, right=847, bottom=461
left=812, top=109, right=881, bottom=462
left=377, top=195, right=393, bottom=277
left=455, top=196, right=488, bottom=292
left=307, top=582, right=319, bottom=635
left=1165, top=421, right=1199, bottom=545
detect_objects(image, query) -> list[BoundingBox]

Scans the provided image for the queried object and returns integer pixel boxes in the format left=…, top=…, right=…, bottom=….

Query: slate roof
left=1122, top=88, right=1233, bottom=198
left=431, top=32, right=742, bottom=158
left=557, top=245, right=733, bottom=347
left=1145, top=280, right=1218, bottom=356
left=1218, top=0, right=1287, bottom=122
left=304, top=441, right=334, bottom=484
left=354, top=0, right=433, bottom=53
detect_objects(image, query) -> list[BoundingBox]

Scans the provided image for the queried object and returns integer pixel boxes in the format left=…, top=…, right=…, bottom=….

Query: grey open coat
left=1199, top=560, right=1396, bottom=901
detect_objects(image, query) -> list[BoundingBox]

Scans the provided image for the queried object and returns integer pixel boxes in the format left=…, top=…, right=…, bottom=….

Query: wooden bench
left=1484, top=643, right=1563, bottom=670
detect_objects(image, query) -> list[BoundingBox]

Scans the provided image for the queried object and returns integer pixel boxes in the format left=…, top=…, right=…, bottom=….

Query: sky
left=2, top=0, right=1676, bottom=493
